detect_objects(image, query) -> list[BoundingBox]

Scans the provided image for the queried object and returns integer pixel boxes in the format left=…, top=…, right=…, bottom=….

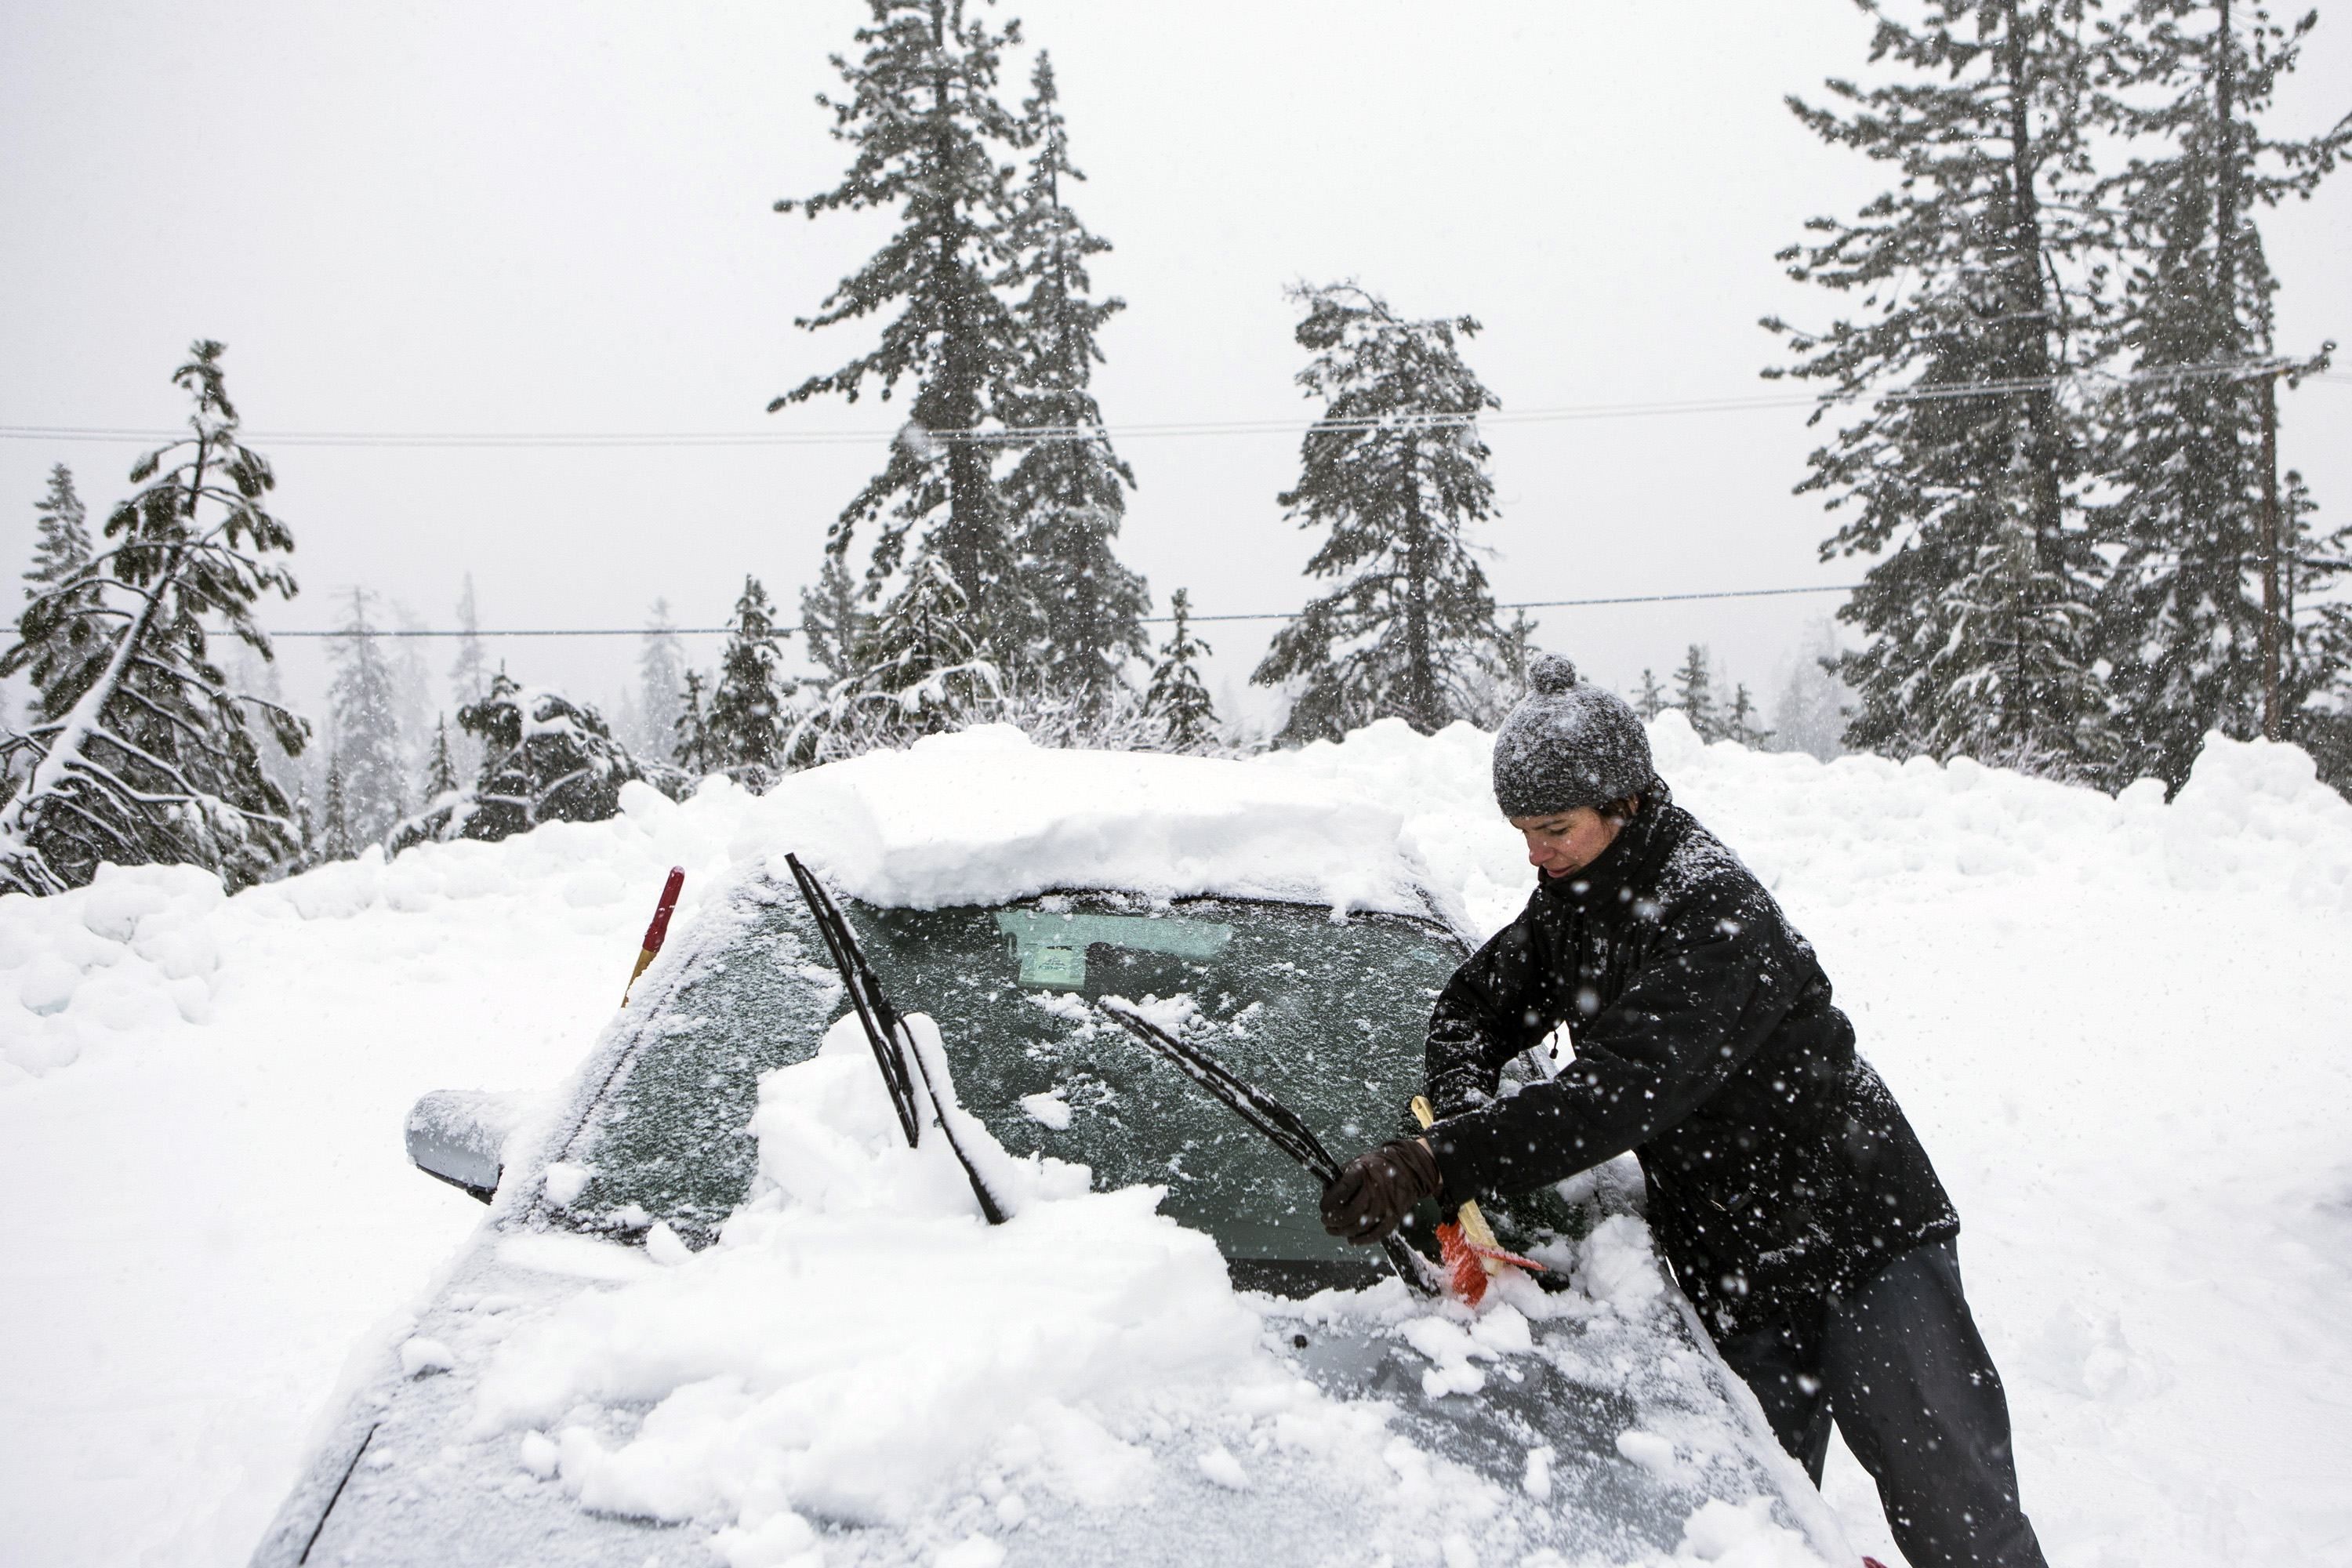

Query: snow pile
left=0, top=862, right=225, bottom=1075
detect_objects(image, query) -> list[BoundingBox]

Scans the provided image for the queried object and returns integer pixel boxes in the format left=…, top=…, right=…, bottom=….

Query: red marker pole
left=622, top=867, right=686, bottom=1005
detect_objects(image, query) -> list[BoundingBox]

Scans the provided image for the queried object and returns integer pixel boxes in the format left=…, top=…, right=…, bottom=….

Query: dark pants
left=1714, top=1240, right=2048, bottom=1568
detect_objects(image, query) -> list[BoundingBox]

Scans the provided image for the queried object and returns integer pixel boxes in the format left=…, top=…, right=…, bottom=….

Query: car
left=252, top=840, right=1841, bottom=1566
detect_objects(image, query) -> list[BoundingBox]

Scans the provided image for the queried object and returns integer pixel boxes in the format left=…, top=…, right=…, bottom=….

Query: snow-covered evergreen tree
left=0, top=341, right=307, bottom=894
left=423, top=714, right=460, bottom=801
left=2089, top=0, right=2350, bottom=789
left=1724, top=683, right=1773, bottom=749
left=25, top=465, right=93, bottom=593
left=327, top=589, right=407, bottom=847
left=673, top=669, right=720, bottom=776
left=773, top=0, right=1028, bottom=619
left=787, top=550, right=1004, bottom=764
left=1632, top=668, right=1668, bottom=722
left=1769, top=620, right=1853, bottom=761
left=707, top=576, right=788, bottom=786
left=14, top=464, right=103, bottom=728
left=319, top=754, right=352, bottom=862
left=1769, top=0, right=2116, bottom=780
left=998, top=50, right=1148, bottom=709
left=1252, top=283, right=1508, bottom=743
left=798, top=553, right=874, bottom=685
left=1143, top=588, right=1217, bottom=752
left=636, top=599, right=688, bottom=757
left=1672, top=644, right=1720, bottom=741
left=394, top=674, right=644, bottom=848
left=449, top=573, right=489, bottom=710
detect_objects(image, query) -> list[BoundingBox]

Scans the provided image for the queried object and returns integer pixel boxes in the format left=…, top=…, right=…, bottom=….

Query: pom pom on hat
left=1526, top=652, right=1579, bottom=695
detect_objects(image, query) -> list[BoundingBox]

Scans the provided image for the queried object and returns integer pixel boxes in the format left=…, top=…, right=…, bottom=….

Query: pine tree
left=449, top=573, right=490, bottom=709
left=328, top=588, right=407, bottom=846
left=788, top=550, right=1004, bottom=763
left=1252, top=283, right=1508, bottom=743
left=706, top=576, right=787, bottom=786
left=1768, top=0, right=2115, bottom=779
left=673, top=670, right=720, bottom=777
left=2089, top=0, right=2351, bottom=789
left=1724, top=683, right=1774, bottom=749
left=424, top=714, right=460, bottom=800
left=1143, top=588, right=1218, bottom=752
left=15, top=464, right=105, bottom=727
left=1632, top=668, right=1668, bottom=722
left=637, top=599, right=688, bottom=757
left=320, top=753, right=352, bottom=862
left=773, top=0, right=1028, bottom=618
left=998, top=50, right=1149, bottom=710
left=798, top=553, right=873, bottom=685
left=1672, top=644, right=1721, bottom=740
left=0, top=341, right=308, bottom=895
left=441, top=673, right=644, bottom=843
left=1770, top=620, right=1853, bottom=760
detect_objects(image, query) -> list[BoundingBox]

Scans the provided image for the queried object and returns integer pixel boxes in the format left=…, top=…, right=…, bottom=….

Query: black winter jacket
left=1424, top=800, right=1957, bottom=1335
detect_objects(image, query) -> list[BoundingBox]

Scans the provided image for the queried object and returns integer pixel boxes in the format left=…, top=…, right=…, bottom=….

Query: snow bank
left=5, top=715, right=2352, bottom=1566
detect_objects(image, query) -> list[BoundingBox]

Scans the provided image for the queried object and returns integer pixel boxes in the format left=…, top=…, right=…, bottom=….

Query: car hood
left=254, top=1218, right=1839, bottom=1568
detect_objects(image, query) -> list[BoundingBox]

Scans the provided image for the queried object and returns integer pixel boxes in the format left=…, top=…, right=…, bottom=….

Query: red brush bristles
left=1436, top=1221, right=1489, bottom=1305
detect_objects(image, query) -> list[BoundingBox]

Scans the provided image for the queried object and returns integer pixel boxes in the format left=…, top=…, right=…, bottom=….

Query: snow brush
left=1093, top=997, right=1436, bottom=1296
left=1410, top=1095, right=1545, bottom=1305
left=622, top=866, right=686, bottom=1005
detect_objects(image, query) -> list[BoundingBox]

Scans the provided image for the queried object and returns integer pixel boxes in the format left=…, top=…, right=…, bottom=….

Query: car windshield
left=554, top=883, right=1572, bottom=1291
left=851, top=892, right=1478, bottom=1292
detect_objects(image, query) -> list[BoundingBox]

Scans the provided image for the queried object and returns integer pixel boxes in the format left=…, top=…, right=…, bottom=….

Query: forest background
left=2, top=0, right=2348, bottom=871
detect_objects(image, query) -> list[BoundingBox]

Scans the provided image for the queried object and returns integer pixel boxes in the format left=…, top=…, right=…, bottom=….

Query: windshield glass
left=553, top=884, right=1573, bottom=1292
left=550, top=885, right=839, bottom=1247
left=853, top=893, right=1475, bottom=1292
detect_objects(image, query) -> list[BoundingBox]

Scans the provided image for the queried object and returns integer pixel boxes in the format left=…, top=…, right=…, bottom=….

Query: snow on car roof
left=753, top=722, right=1432, bottom=917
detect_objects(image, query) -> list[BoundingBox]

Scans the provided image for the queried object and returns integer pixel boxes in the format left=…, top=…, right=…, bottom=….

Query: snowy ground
left=4, top=716, right=2350, bottom=1566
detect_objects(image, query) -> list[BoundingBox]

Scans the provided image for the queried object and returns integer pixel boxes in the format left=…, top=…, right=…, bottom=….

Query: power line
left=257, top=551, right=2346, bottom=640
left=3, top=354, right=2328, bottom=452
left=260, top=582, right=1865, bottom=639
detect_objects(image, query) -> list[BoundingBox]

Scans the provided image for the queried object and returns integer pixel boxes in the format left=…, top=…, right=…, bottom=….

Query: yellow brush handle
left=1410, top=1095, right=1504, bottom=1265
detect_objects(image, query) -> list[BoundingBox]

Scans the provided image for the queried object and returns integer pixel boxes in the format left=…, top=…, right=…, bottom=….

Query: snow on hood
left=466, top=1015, right=1521, bottom=1563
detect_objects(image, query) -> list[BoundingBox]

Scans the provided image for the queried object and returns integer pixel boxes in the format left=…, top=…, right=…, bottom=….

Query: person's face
left=1509, top=805, right=1625, bottom=879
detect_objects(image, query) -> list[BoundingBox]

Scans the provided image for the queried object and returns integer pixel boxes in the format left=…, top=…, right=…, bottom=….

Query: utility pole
left=2259, top=371, right=2283, bottom=740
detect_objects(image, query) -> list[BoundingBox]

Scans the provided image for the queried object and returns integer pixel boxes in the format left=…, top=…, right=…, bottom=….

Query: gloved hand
left=1320, top=1137, right=1441, bottom=1243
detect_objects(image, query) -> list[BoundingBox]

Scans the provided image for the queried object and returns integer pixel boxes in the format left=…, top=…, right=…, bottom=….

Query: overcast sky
left=4, top=0, right=2347, bottom=734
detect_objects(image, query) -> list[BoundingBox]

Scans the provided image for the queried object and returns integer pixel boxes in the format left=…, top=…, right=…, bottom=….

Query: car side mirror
left=405, top=1090, right=532, bottom=1204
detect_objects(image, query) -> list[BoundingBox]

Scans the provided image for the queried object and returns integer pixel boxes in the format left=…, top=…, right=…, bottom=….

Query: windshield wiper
left=784, top=854, right=1007, bottom=1225
left=1093, top=997, right=1435, bottom=1294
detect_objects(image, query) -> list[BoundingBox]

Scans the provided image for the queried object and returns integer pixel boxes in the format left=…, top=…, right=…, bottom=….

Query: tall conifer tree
left=773, top=0, right=1027, bottom=622
left=636, top=599, right=688, bottom=758
left=1252, top=283, right=1508, bottom=743
left=0, top=342, right=307, bottom=893
left=706, top=576, right=788, bottom=786
left=2090, top=0, right=2350, bottom=786
left=1143, top=588, right=1218, bottom=753
left=328, top=589, right=407, bottom=845
left=1673, top=644, right=1721, bottom=740
left=999, top=51, right=1148, bottom=710
left=16, top=465, right=103, bottom=726
left=1769, top=0, right=2116, bottom=780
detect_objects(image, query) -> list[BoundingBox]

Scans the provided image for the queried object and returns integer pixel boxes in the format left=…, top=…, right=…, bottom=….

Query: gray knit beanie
left=1491, top=652, right=1657, bottom=817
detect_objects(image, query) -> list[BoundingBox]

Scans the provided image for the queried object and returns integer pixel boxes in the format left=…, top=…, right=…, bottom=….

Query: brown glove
left=1319, top=1138, right=1441, bottom=1243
